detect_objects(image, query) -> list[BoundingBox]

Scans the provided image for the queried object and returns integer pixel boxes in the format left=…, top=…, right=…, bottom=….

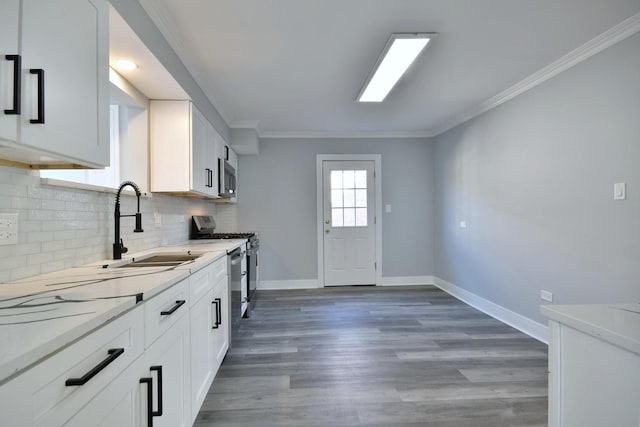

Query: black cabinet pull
left=205, top=168, right=210, bottom=187
left=150, top=365, right=163, bottom=416
left=65, top=348, right=124, bottom=386
left=4, top=54, right=21, bottom=115
left=224, top=145, right=229, bottom=161
left=140, top=376, right=154, bottom=427
left=215, top=297, right=222, bottom=326
left=160, top=299, right=185, bottom=316
left=140, top=366, right=163, bottom=427
left=29, top=68, right=44, bottom=124
left=212, top=299, right=219, bottom=329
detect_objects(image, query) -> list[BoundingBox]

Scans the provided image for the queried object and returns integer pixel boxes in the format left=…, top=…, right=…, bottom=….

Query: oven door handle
left=230, top=251, right=245, bottom=265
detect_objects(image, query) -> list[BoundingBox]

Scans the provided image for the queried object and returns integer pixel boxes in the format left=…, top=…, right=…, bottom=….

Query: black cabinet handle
left=4, top=54, right=21, bottom=115
left=160, top=299, right=185, bottom=316
left=29, top=68, right=44, bottom=124
left=65, top=348, right=124, bottom=386
left=224, top=145, right=229, bottom=161
left=215, top=297, right=222, bottom=326
left=140, top=376, right=154, bottom=427
left=205, top=168, right=210, bottom=187
left=150, top=365, right=163, bottom=416
left=140, top=366, right=164, bottom=427
left=212, top=299, right=219, bottom=329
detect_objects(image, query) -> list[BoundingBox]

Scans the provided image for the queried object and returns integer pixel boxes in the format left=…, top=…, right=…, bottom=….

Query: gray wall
left=237, top=138, right=435, bottom=283
left=433, top=32, right=640, bottom=324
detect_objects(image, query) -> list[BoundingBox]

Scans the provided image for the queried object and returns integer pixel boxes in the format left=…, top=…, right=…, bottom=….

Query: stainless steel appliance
left=191, top=215, right=260, bottom=326
left=227, top=246, right=247, bottom=330
left=218, top=153, right=236, bottom=198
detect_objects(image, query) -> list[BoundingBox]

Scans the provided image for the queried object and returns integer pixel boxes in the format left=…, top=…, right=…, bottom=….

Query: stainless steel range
left=191, top=216, right=260, bottom=330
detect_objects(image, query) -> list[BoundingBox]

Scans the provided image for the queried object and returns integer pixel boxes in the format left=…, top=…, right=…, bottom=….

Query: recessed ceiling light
left=357, top=33, right=436, bottom=103
left=114, top=59, right=138, bottom=71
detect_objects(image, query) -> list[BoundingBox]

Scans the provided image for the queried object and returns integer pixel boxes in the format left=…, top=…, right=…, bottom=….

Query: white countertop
left=542, top=303, right=640, bottom=355
left=0, top=240, right=245, bottom=383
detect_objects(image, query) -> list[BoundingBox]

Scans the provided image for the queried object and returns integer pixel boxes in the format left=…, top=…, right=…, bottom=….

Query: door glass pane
left=343, top=208, right=356, bottom=227
left=355, top=170, right=367, bottom=188
left=331, top=189, right=343, bottom=208
left=329, top=168, right=368, bottom=228
left=355, top=189, right=367, bottom=207
left=343, top=170, right=355, bottom=189
left=343, top=189, right=355, bottom=208
left=331, top=170, right=343, bottom=189
left=355, top=208, right=368, bottom=226
left=332, top=208, right=343, bottom=227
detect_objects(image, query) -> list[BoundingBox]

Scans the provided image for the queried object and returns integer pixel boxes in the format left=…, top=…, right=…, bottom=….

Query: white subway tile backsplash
left=11, top=266, right=41, bottom=281
left=0, top=165, right=229, bottom=282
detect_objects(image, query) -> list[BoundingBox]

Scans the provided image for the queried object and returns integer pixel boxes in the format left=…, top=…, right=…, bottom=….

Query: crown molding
left=431, top=12, right=640, bottom=137
left=259, top=130, right=435, bottom=140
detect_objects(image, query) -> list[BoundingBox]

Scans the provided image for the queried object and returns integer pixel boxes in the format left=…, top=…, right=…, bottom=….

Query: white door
left=0, top=0, right=19, bottom=142
left=322, top=160, right=376, bottom=286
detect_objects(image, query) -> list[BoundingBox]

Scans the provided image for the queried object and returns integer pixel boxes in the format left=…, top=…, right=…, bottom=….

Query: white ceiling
left=132, top=0, right=640, bottom=137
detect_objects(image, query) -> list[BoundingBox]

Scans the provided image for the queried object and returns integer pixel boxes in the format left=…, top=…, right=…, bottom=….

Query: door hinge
left=374, top=262, right=377, bottom=270
left=374, top=216, right=376, bottom=224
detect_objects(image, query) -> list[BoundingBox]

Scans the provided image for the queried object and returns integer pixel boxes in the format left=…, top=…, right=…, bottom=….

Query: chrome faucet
left=113, top=181, right=144, bottom=260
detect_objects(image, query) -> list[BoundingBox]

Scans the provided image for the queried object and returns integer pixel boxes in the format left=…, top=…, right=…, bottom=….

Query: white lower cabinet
left=0, top=304, right=144, bottom=427
left=0, top=257, right=232, bottom=427
left=189, top=257, right=229, bottom=423
left=190, top=257, right=229, bottom=423
left=64, top=312, right=191, bottom=427
left=548, top=320, right=640, bottom=427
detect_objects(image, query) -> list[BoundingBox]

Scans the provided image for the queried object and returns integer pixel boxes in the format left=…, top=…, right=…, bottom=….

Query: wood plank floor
left=194, top=286, right=548, bottom=427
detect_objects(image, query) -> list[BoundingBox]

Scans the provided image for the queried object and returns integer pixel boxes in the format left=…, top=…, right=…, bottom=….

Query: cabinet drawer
left=4, top=305, right=144, bottom=427
left=189, top=256, right=226, bottom=306
left=145, top=278, right=189, bottom=347
left=210, top=256, right=227, bottom=283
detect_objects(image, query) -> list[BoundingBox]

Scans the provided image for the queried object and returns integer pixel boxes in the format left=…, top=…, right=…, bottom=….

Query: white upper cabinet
left=0, top=1, right=19, bottom=143
left=150, top=100, right=219, bottom=198
left=0, top=0, right=109, bottom=168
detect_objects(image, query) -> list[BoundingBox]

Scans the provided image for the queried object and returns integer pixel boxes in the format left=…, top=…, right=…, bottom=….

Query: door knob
left=325, top=220, right=330, bottom=224
left=325, top=229, right=330, bottom=234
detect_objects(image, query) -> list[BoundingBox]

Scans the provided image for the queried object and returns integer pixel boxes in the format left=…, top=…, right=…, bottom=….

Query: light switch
left=614, top=182, right=626, bottom=200
left=459, top=220, right=467, bottom=228
left=385, top=204, right=392, bottom=213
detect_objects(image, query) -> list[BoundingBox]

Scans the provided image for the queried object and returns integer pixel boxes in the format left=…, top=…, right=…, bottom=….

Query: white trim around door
left=316, top=154, right=382, bottom=287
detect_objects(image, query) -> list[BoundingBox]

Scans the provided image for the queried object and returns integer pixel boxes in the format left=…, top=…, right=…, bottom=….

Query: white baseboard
left=258, top=279, right=319, bottom=290
left=432, top=276, right=549, bottom=344
left=381, top=276, right=435, bottom=286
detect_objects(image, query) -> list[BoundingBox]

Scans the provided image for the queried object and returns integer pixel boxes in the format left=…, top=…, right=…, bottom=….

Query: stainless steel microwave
left=218, top=158, right=236, bottom=197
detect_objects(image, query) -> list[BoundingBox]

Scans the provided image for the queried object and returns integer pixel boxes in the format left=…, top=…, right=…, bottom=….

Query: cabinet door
left=20, top=0, right=109, bottom=167
left=0, top=0, right=19, bottom=142
left=189, top=288, right=216, bottom=421
left=206, top=122, right=219, bottom=196
left=141, top=313, right=191, bottom=427
left=212, top=278, right=230, bottom=370
left=191, top=105, right=209, bottom=196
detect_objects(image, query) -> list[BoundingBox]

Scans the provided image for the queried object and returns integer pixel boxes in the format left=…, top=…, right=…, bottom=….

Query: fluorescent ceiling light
left=358, top=33, right=435, bottom=103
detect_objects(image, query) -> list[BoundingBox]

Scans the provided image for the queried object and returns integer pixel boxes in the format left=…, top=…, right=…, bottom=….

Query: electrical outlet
left=0, top=213, right=18, bottom=245
left=540, top=290, right=553, bottom=302
left=154, top=212, right=162, bottom=227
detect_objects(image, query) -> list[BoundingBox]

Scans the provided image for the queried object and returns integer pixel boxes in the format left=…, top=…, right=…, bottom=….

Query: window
left=330, top=169, right=367, bottom=227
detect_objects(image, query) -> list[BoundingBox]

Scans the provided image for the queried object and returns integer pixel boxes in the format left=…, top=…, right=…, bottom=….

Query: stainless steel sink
left=114, top=253, right=201, bottom=268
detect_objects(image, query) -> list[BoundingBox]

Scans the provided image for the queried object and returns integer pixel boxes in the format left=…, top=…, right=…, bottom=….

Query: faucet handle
left=120, top=238, right=128, bottom=254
